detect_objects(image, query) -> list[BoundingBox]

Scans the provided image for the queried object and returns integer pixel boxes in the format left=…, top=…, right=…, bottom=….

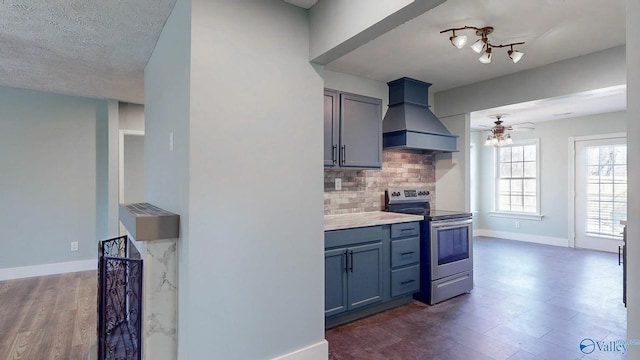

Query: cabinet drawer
left=391, top=265, right=420, bottom=297
left=325, top=226, right=383, bottom=249
left=391, top=237, right=419, bottom=268
left=391, top=222, right=420, bottom=239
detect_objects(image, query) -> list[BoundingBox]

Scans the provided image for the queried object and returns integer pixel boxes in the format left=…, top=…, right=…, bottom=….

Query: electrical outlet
left=515, top=221, right=520, bottom=229
left=335, top=178, right=342, bottom=190
left=71, top=242, right=79, bottom=252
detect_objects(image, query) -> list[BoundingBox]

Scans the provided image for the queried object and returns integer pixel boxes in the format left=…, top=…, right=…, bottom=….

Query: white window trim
left=491, top=138, right=543, bottom=219
left=488, top=211, right=544, bottom=221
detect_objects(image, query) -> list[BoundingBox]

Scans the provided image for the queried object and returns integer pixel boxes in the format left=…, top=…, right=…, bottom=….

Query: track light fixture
left=440, top=26, right=525, bottom=64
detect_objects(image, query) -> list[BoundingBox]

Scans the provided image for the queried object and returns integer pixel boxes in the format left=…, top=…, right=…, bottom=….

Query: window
left=585, top=144, right=627, bottom=238
left=495, top=140, right=540, bottom=216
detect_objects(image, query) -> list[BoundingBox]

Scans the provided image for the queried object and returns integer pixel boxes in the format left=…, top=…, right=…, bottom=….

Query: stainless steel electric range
left=386, top=187, right=473, bottom=304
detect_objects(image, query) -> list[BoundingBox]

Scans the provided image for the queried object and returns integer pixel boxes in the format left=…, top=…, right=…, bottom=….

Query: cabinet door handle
left=401, top=251, right=415, bottom=256
left=349, top=250, right=354, bottom=272
left=341, top=145, right=346, bottom=164
left=332, top=145, right=337, bottom=165
left=401, top=279, right=416, bottom=285
left=344, top=250, right=349, bottom=272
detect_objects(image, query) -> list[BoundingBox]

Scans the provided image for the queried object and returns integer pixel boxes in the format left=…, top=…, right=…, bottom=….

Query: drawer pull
left=400, top=251, right=415, bottom=256
left=400, top=228, right=413, bottom=232
left=401, top=279, right=416, bottom=285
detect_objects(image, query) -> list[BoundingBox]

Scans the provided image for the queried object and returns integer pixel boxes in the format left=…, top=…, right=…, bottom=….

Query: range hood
left=383, top=77, right=458, bottom=153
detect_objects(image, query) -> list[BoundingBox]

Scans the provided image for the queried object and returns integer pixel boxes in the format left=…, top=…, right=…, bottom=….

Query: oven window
left=437, top=227, right=469, bottom=265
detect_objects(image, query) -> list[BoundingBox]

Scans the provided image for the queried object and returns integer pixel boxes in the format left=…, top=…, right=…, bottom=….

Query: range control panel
left=386, top=188, right=430, bottom=204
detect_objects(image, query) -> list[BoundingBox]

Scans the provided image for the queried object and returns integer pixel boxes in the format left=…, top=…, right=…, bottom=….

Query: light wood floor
left=0, top=271, right=97, bottom=360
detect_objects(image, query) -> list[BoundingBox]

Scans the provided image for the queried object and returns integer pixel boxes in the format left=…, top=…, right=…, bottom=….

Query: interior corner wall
left=144, top=0, right=191, bottom=358
left=322, top=69, right=389, bottom=111
left=0, top=87, right=105, bottom=270
left=434, top=46, right=626, bottom=117
left=119, top=102, right=145, bottom=131
left=625, top=0, right=640, bottom=352
left=435, top=113, right=470, bottom=211
left=188, top=1, right=325, bottom=359
left=474, top=112, right=626, bottom=242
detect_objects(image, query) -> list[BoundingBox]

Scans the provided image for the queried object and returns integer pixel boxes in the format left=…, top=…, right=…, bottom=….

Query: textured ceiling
left=0, top=0, right=627, bottom=113
left=0, top=0, right=175, bottom=104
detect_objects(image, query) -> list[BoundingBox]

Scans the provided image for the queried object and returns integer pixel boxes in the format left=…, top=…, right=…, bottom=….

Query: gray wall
left=626, top=0, right=640, bottom=348
left=473, top=112, right=626, bottom=242
left=144, top=0, right=191, bottom=357
left=323, top=69, right=388, bottom=110
left=119, top=102, right=145, bottom=131
left=435, top=46, right=626, bottom=117
left=123, top=135, right=145, bottom=203
left=0, top=87, right=106, bottom=268
left=146, top=0, right=325, bottom=358
left=435, top=113, right=470, bottom=211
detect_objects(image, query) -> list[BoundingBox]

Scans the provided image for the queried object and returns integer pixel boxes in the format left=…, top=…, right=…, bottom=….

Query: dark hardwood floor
left=327, top=237, right=627, bottom=360
left=0, top=270, right=97, bottom=360
left=0, top=237, right=627, bottom=359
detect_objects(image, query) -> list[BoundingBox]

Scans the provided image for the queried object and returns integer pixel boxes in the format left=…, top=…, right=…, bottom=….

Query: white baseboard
left=272, top=340, right=328, bottom=360
left=0, top=259, right=97, bottom=281
left=475, top=229, right=569, bottom=248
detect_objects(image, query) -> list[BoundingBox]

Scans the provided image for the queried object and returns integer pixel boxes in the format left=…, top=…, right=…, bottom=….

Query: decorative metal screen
left=98, top=236, right=143, bottom=360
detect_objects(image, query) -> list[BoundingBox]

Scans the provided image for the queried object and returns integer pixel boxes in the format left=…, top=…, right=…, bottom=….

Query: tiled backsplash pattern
left=324, top=150, right=435, bottom=215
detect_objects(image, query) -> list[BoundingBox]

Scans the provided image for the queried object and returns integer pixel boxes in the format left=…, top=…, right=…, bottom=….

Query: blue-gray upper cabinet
left=324, top=89, right=382, bottom=169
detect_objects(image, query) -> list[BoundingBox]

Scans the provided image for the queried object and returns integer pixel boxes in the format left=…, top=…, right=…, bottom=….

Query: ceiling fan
left=481, top=115, right=534, bottom=146
left=477, top=114, right=535, bottom=131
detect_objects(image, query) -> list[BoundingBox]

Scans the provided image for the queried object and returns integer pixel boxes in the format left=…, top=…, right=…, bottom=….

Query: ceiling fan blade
left=508, top=122, right=535, bottom=131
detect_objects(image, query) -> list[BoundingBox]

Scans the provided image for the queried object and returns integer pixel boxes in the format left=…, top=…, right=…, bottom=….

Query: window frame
left=489, top=138, right=543, bottom=221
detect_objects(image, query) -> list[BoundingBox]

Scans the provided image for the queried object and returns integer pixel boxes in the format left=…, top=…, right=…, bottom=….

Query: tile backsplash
left=324, top=150, right=435, bottom=215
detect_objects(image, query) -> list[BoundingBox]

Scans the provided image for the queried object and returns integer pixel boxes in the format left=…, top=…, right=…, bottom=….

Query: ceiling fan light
left=478, top=48, right=492, bottom=64
left=484, top=135, right=493, bottom=146
left=450, top=34, right=467, bottom=48
left=491, top=137, right=499, bottom=145
left=470, top=39, right=485, bottom=53
left=505, top=134, right=513, bottom=145
left=508, top=49, right=524, bottom=63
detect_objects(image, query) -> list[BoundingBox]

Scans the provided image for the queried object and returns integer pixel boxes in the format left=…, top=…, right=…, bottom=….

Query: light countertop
left=324, top=211, right=424, bottom=231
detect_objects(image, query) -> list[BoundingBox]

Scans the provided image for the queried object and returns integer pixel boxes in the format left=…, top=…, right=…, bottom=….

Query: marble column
left=119, top=203, right=179, bottom=360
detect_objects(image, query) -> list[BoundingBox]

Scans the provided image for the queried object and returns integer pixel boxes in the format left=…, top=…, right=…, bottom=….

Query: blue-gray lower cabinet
left=325, top=222, right=419, bottom=325
left=348, top=242, right=383, bottom=310
left=389, top=222, right=420, bottom=298
left=324, top=248, right=348, bottom=317
left=324, top=242, right=383, bottom=317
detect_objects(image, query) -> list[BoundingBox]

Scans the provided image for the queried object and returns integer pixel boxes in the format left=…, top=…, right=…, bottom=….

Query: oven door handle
left=431, top=219, right=472, bottom=230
